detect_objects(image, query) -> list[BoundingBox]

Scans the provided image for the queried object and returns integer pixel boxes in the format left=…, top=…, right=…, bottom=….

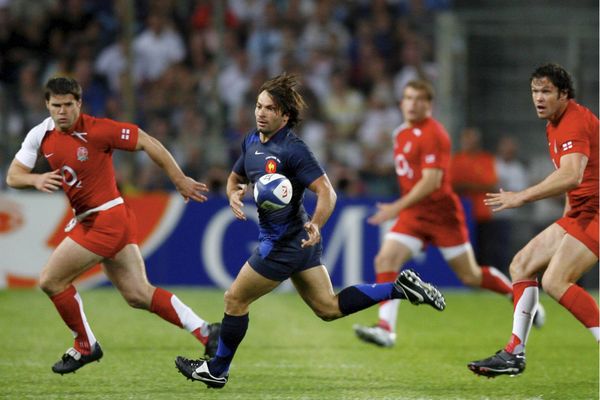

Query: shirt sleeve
left=232, top=138, right=247, bottom=177
left=97, top=118, right=139, bottom=151
left=419, top=127, right=447, bottom=170
left=556, top=118, right=591, bottom=158
left=14, top=118, right=54, bottom=168
left=287, top=139, right=325, bottom=187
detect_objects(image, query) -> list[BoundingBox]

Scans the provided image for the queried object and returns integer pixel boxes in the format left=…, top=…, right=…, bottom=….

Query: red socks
left=150, top=287, right=182, bottom=327
left=559, top=284, right=600, bottom=329
left=480, top=266, right=512, bottom=295
left=50, top=285, right=95, bottom=354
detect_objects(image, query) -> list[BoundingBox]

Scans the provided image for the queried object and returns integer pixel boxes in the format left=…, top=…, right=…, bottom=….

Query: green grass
left=0, top=288, right=597, bottom=400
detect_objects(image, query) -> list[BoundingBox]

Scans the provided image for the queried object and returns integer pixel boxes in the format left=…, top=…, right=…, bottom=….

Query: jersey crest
left=265, top=158, right=278, bottom=173
left=77, top=146, right=89, bottom=162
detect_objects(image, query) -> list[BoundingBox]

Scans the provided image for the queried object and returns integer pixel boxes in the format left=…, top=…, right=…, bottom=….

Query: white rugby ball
left=253, top=173, right=293, bottom=210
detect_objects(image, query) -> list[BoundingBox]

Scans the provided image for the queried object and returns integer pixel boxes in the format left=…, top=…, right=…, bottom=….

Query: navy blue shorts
left=248, top=232, right=323, bottom=281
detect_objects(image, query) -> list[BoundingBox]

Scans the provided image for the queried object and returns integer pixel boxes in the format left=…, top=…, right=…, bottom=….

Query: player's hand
left=301, top=221, right=321, bottom=248
left=229, top=183, right=247, bottom=220
left=484, top=188, right=525, bottom=212
left=34, top=169, right=62, bottom=193
left=175, top=176, right=209, bottom=203
left=367, top=202, right=398, bottom=225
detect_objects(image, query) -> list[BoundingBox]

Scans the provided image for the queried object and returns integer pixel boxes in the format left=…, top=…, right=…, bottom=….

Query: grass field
left=0, top=288, right=597, bottom=400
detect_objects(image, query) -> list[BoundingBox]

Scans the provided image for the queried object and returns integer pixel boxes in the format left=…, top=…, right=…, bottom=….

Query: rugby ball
left=253, top=173, right=293, bottom=210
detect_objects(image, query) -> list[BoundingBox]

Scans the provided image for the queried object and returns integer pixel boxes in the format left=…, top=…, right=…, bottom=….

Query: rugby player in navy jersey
left=175, top=73, right=446, bottom=389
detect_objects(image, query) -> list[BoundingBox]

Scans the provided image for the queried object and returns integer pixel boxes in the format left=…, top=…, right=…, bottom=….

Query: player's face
left=400, top=87, right=431, bottom=124
left=46, top=94, right=82, bottom=132
left=255, top=90, right=289, bottom=137
left=530, top=77, right=568, bottom=123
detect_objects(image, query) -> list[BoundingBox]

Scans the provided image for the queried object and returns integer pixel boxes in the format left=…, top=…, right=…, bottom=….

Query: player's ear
left=559, top=90, right=569, bottom=101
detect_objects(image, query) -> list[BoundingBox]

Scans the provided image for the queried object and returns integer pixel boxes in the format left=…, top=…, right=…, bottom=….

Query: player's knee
left=459, top=273, right=480, bottom=288
left=38, top=272, right=64, bottom=296
left=374, top=253, right=395, bottom=272
left=123, top=291, right=150, bottom=309
left=540, top=274, right=562, bottom=299
left=508, top=251, right=528, bottom=280
left=223, top=289, right=248, bottom=314
left=313, top=302, right=342, bottom=321
left=314, top=309, right=339, bottom=322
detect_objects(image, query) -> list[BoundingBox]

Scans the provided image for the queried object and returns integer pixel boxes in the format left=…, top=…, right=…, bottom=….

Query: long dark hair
left=259, top=73, right=306, bottom=128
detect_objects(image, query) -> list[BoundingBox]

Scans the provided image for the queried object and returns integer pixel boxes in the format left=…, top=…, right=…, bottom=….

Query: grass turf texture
left=0, top=288, right=597, bottom=400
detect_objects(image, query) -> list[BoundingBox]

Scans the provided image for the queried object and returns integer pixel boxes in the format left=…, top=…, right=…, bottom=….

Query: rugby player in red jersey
left=469, top=63, right=599, bottom=377
left=6, top=77, right=220, bottom=374
left=353, top=80, right=544, bottom=348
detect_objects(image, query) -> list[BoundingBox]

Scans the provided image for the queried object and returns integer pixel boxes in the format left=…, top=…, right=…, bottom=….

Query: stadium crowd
left=0, top=0, right=450, bottom=197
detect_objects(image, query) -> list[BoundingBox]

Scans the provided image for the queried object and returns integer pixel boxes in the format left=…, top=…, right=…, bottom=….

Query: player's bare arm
left=6, top=158, right=62, bottom=193
left=226, top=171, right=249, bottom=221
left=136, top=129, right=208, bottom=203
left=485, top=152, right=586, bottom=212
left=301, top=174, right=337, bottom=248
left=368, top=168, right=442, bottom=225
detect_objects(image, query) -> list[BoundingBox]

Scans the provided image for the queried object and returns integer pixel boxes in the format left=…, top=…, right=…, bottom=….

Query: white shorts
left=385, top=231, right=472, bottom=261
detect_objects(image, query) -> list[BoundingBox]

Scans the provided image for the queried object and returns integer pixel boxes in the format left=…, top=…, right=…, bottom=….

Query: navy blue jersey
left=233, top=126, right=324, bottom=257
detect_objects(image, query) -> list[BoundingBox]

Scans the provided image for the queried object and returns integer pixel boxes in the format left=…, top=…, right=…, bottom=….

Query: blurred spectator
left=218, top=47, right=251, bottom=113
left=245, top=2, right=283, bottom=74
left=491, top=135, right=529, bottom=273
left=357, top=89, right=401, bottom=155
left=298, top=0, right=350, bottom=63
left=95, top=37, right=143, bottom=94
left=527, top=153, right=565, bottom=233
left=451, top=127, right=498, bottom=266
left=133, top=13, right=185, bottom=83
left=322, top=70, right=365, bottom=139
left=392, top=34, right=437, bottom=102
left=495, top=136, right=528, bottom=208
left=73, top=58, right=108, bottom=116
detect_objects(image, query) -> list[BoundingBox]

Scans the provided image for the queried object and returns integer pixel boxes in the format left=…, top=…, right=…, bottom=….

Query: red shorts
left=68, top=203, right=138, bottom=258
left=390, top=199, right=470, bottom=248
left=556, top=209, right=599, bottom=257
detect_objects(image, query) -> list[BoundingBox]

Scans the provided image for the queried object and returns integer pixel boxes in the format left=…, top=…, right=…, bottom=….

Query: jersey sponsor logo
left=71, top=131, right=88, bottom=142
left=61, top=165, right=82, bottom=188
left=77, top=147, right=88, bottom=162
left=254, top=150, right=265, bottom=155
left=561, top=140, right=573, bottom=151
left=425, top=154, right=436, bottom=164
left=394, top=154, right=414, bottom=179
left=121, top=128, right=131, bottom=140
left=265, top=159, right=277, bottom=173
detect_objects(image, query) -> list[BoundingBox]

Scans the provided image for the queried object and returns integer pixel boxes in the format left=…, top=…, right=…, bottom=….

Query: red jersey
left=547, top=100, right=599, bottom=213
left=390, top=117, right=469, bottom=246
left=393, top=117, right=456, bottom=205
left=450, top=151, right=497, bottom=222
left=16, top=114, right=139, bottom=214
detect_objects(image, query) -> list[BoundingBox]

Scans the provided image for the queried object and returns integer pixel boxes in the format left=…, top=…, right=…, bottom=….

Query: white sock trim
left=170, top=294, right=207, bottom=332
left=589, top=327, right=600, bottom=341
left=73, top=291, right=96, bottom=347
